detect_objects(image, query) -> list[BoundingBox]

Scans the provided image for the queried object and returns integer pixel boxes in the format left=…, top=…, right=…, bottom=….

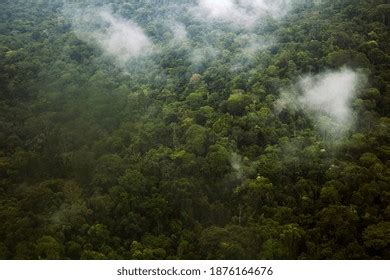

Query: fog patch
left=67, top=8, right=154, bottom=66
left=231, top=152, right=244, bottom=180
left=170, top=21, right=188, bottom=42
left=230, top=33, right=275, bottom=71
left=189, top=45, right=220, bottom=70
left=276, top=68, right=367, bottom=136
left=193, top=0, right=292, bottom=28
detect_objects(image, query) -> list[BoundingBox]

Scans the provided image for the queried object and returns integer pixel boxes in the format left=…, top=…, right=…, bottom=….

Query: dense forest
left=0, top=0, right=389, bottom=260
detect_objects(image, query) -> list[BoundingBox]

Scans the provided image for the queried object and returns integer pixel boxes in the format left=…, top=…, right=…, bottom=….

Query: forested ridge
left=0, top=0, right=389, bottom=260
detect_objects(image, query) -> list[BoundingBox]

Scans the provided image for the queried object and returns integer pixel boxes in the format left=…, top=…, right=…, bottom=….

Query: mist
left=96, top=11, right=154, bottom=61
left=63, top=1, right=299, bottom=72
left=299, top=68, right=363, bottom=124
left=169, top=21, right=188, bottom=42
left=277, top=68, right=367, bottom=136
left=67, top=8, right=154, bottom=65
left=193, top=0, right=292, bottom=28
left=231, top=152, right=244, bottom=180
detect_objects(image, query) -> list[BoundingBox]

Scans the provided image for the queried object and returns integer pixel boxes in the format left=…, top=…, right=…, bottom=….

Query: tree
left=185, top=124, right=208, bottom=156
left=226, top=91, right=253, bottom=116
left=35, top=236, right=64, bottom=260
left=363, top=222, right=390, bottom=256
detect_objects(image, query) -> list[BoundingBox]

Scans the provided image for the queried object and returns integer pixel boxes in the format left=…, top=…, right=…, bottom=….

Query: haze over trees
left=0, top=0, right=389, bottom=260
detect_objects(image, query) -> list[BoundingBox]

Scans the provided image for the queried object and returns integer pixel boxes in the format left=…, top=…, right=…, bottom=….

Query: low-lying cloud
left=193, top=0, right=292, bottom=28
left=169, top=20, right=188, bottom=42
left=231, top=152, right=244, bottom=180
left=299, top=68, right=361, bottom=124
left=69, top=8, right=154, bottom=65
left=96, top=11, right=154, bottom=61
left=63, top=1, right=297, bottom=72
left=277, top=68, right=367, bottom=136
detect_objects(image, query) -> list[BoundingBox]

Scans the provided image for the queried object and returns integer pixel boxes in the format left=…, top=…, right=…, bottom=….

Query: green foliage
left=363, top=222, right=390, bottom=253
left=0, top=0, right=389, bottom=260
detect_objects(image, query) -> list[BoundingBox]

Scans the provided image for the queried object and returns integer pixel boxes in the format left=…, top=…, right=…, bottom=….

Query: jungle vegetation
left=0, top=0, right=389, bottom=259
